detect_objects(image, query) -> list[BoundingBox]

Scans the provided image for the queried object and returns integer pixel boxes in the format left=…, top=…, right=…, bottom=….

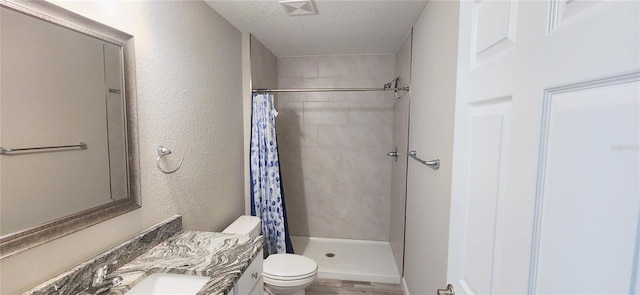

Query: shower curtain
left=250, top=93, right=294, bottom=255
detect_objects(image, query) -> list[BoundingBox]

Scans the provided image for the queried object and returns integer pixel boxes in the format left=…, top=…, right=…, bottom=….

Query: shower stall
left=248, top=33, right=412, bottom=284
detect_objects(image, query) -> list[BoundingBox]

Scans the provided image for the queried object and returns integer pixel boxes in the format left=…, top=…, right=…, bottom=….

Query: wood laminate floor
left=306, top=279, right=404, bottom=295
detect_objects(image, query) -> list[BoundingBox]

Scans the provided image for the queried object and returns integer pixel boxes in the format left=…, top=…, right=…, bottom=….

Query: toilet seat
left=263, top=254, right=318, bottom=282
left=263, top=271, right=316, bottom=281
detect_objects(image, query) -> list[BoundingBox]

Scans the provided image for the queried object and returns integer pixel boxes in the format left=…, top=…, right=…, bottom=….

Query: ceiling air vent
left=279, top=0, right=318, bottom=16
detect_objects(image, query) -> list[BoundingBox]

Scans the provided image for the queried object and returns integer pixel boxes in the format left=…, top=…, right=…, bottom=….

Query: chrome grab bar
left=0, top=142, right=87, bottom=154
left=408, top=150, right=440, bottom=170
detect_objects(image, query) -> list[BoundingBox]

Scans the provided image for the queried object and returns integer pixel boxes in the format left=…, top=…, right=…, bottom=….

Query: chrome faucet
left=78, top=262, right=123, bottom=295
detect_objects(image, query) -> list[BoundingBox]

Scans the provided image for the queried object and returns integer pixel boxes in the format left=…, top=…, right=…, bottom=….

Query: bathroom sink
left=124, top=273, right=210, bottom=295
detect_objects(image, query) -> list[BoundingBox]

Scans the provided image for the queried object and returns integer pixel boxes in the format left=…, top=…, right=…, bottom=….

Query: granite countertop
left=109, top=231, right=264, bottom=295
left=24, top=216, right=184, bottom=295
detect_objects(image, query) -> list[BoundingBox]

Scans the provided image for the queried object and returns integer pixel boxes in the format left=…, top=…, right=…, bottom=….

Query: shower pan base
left=290, top=236, right=401, bottom=284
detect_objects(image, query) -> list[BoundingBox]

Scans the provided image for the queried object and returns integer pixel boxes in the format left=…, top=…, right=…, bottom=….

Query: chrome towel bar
left=0, top=142, right=87, bottom=154
left=408, top=151, right=440, bottom=170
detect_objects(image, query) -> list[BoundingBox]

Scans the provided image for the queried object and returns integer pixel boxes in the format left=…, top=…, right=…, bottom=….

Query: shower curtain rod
left=252, top=76, right=409, bottom=94
left=251, top=87, right=410, bottom=93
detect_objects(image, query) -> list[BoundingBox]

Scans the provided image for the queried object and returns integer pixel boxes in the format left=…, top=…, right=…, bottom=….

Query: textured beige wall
left=0, top=1, right=244, bottom=294
left=403, top=1, right=459, bottom=293
left=250, top=36, right=278, bottom=90
left=389, top=30, right=412, bottom=276
left=244, top=36, right=278, bottom=214
left=277, top=55, right=395, bottom=241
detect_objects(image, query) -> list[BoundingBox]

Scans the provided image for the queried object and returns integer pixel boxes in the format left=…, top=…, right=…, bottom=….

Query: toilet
left=223, top=215, right=318, bottom=295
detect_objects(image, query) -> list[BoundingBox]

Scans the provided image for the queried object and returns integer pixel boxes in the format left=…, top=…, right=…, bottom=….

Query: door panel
left=533, top=77, right=640, bottom=294
left=472, top=0, right=517, bottom=66
left=461, top=100, right=511, bottom=295
left=548, top=0, right=604, bottom=33
left=448, top=1, right=639, bottom=294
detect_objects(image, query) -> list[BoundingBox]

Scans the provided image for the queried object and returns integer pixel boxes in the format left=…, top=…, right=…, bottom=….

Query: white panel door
left=448, top=1, right=639, bottom=295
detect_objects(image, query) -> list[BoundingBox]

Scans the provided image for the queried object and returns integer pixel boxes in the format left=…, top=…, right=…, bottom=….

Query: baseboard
left=402, top=277, right=410, bottom=295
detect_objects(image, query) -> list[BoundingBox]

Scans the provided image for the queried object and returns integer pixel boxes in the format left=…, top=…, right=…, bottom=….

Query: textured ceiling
left=204, top=0, right=428, bottom=56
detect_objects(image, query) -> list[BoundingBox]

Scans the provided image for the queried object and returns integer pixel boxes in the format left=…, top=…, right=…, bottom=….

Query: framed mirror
left=0, top=0, right=140, bottom=258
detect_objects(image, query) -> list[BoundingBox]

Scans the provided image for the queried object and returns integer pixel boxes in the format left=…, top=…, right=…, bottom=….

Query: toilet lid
left=263, top=254, right=318, bottom=279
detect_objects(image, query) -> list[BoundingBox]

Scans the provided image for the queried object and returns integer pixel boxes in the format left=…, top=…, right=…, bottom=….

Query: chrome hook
left=156, top=146, right=183, bottom=174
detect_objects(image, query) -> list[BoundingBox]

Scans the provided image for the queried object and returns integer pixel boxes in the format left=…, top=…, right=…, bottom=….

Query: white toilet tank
left=222, top=215, right=261, bottom=236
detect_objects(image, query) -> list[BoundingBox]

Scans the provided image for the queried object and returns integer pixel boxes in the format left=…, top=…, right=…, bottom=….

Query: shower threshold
left=290, top=236, right=401, bottom=284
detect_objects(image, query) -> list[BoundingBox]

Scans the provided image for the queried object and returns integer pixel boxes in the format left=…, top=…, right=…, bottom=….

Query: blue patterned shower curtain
left=250, top=93, right=294, bottom=255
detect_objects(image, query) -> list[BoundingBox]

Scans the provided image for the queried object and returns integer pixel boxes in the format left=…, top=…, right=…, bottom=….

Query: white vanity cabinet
left=228, top=250, right=263, bottom=295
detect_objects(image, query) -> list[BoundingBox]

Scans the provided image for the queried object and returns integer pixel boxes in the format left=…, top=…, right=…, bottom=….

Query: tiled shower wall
left=277, top=55, right=395, bottom=241
left=390, top=31, right=412, bottom=275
